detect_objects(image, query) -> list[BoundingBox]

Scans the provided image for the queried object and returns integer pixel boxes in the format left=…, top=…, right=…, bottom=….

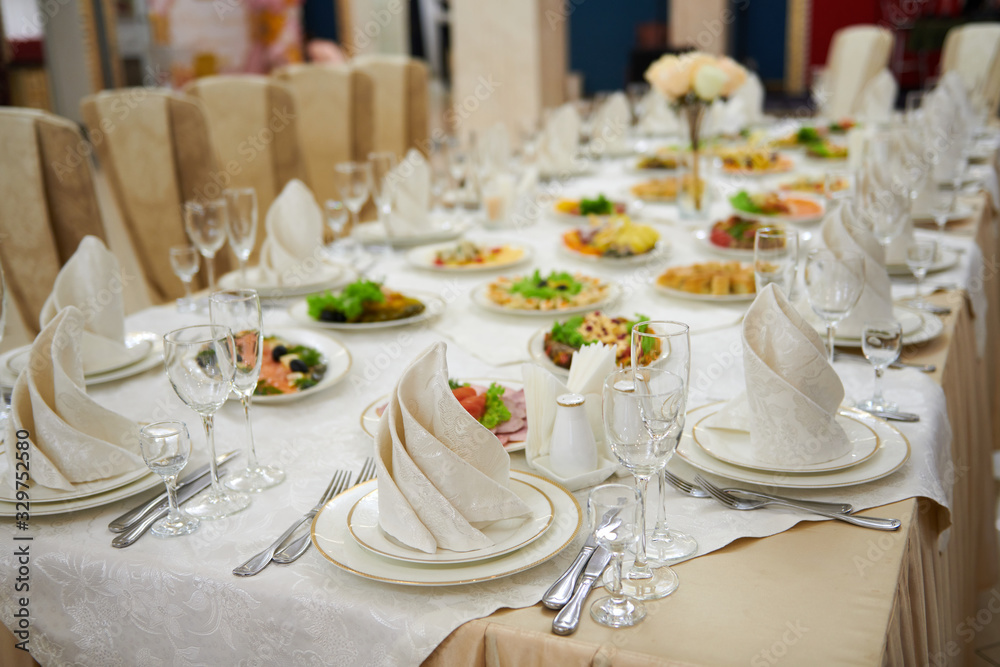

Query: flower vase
left=679, top=102, right=708, bottom=219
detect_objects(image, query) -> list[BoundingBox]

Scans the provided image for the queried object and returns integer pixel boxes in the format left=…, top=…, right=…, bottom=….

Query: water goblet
left=857, top=320, right=903, bottom=413
left=753, top=227, right=799, bottom=297
left=163, top=324, right=251, bottom=519
left=323, top=199, right=354, bottom=260
left=824, top=169, right=851, bottom=202
left=588, top=484, right=645, bottom=628
left=369, top=151, right=398, bottom=247
left=138, top=421, right=200, bottom=537
left=223, top=188, right=258, bottom=286
left=183, top=199, right=227, bottom=293
left=804, top=249, right=865, bottom=363
left=169, top=245, right=201, bottom=313
left=905, top=239, right=937, bottom=307
left=631, top=321, right=697, bottom=565
left=335, top=161, right=372, bottom=236
left=930, top=184, right=957, bottom=235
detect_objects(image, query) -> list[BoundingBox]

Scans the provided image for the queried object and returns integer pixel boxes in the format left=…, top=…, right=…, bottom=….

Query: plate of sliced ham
left=360, top=378, right=528, bottom=452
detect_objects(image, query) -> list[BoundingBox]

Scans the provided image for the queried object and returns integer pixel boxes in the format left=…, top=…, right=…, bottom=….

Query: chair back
left=822, top=25, right=894, bottom=120
left=351, top=55, right=429, bottom=159
left=941, top=22, right=1000, bottom=116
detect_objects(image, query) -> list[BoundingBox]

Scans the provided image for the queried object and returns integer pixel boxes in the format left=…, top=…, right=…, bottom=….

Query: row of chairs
left=0, top=56, right=430, bottom=334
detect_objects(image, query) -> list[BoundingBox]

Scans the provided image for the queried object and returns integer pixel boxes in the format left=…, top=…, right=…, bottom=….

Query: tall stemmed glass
left=169, top=246, right=200, bottom=313
left=906, top=239, right=937, bottom=308
left=804, top=249, right=865, bottom=363
left=753, top=227, right=799, bottom=297
left=138, top=421, right=199, bottom=537
left=587, top=484, right=645, bottom=628
left=603, top=366, right=686, bottom=600
left=209, top=289, right=284, bottom=492
left=930, top=184, right=957, bottom=235
left=369, top=151, right=398, bottom=247
left=631, top=321, right=697, bottom=564
left=857, top=320, right=903, bottom=413
left=163, top=324, right=251, bottom=519
left=223, top=188, right=258, bottom=286
left=335, top=161, right=372, bottom=236
left=184, top=199, right=228, bottom=293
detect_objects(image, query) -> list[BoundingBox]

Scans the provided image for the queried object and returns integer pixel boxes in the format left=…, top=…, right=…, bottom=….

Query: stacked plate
left=310, top=470, right=581, bottom=586
left=674, top=403, right=910, bottom=489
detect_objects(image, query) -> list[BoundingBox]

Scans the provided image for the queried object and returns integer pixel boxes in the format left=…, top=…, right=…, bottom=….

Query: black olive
left=538, top=280, right=548, bottom=287
left=271, top=345, right=287, bottom=362
left=289, top=359, right=308, bottom=373
left=319, top=309, right=347, bottom=322
left=556, top=284, right=568, bottom=290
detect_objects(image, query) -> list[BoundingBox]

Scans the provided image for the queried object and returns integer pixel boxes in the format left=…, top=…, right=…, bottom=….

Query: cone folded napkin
left=537, top=103, right=580, bottom=175
left=260, top=179, right=325, bottom=284
left=386, top=149, right=433, bottom=236
left=592, top=93, right=631, bottom=152
left=373, top=343, right=531, bottom=554
left=638, top=90, right=680, bottom=135
left=7, top=307, right=143, bottom=491
left=705, top=284, right=850, bottom=466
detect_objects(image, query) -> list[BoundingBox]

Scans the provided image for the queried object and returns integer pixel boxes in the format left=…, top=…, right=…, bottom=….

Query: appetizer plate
left=734, top=194, right=826, bottom=225
left=311, top=470, right=581, bottom=586
left=692, top=228, right=756, bottom=259
left=911, top=205, right=976, bottom=224
left=351, top=217, right=470, bottom=248
left=217, top=263, right=356, bottom=299
left=886, top=246, right=961, bottom=276
left=405, top=240, right=533, bottom=273
left=548, top=201, right=629, bottom=225
left=361, top=378, right=527, bottom=452
left=558, top=240, right=671, bottom=266
left=288, top=290, right=446, bottom=331
left=253, top=328, right=352, bottom=404
left=0, top=332, right=163, bottom=388
left=720, top=157, right=795, bottom=177
left=347, top=478, right=553, bottom=564
left=675, top=405, right=910, bottom=489
left=651, top=279, right=756, bottom=303
left=691, top=405, right=880, bottom=473
left=527, top=329, right=571, bottom=377
left=471, top=281, right=622, bottom=318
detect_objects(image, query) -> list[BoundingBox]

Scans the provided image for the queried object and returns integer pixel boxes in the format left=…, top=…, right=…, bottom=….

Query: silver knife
left=542, top=508, right=618, bottom=609
left=111, top=474, right=218, bottom=548
left=552, top=547, right=613, bottom=635
left=108, top=451, right=238, bottom=533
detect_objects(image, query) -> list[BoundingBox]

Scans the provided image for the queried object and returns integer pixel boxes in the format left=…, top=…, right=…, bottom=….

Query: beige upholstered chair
left=81, top=89, right=227, bottom=303
left=0, top=108, right=107, bottom=334
left=350, top=55, right=430, bottom=160
left=184, top=75, right=305, bottom=257
left=273, top=63, right=375, bottom=205
left=941, top=23, right=1000, bottom=116
left=818, top=25, right=894, bottom=120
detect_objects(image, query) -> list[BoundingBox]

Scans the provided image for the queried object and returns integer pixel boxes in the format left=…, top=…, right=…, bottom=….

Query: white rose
left=645, top=54, right=692, bottom=101
left=693, top=64, right=728, bottom=101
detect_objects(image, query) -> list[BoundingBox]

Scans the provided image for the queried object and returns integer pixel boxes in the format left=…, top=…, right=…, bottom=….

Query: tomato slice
left=459, top=393, right=486, bottom=421
left=452, top=386, right=477, bottom=401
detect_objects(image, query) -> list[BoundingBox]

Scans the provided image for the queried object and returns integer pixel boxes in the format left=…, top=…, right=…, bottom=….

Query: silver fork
left=662, top=469, right=854, bottom=515
left=233, top=470, right=351, bottom=577
left=693, top=474, right=900, bottom=531
left=272, top=457, right=377, bottom=564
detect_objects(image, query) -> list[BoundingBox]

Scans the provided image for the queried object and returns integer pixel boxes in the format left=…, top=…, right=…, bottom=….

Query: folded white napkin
left=731, top=72, right=765, bottom=124
left=817, top=202, right=894, bottom=338
left=260, top=179, right=325, bottom=285
left=703, top=98, right=744, bottom=137
left=856, top=68, right=897, bottom=123
left=522, top=344, right=617, bottom=466
left=705, top=284, right=850, bottom=466
left=39, top=236, right=131, bottom=372
left=638, top=90, right=680, bottom=135
left=592, top=92, right=631, bottom=152
left=537, top=103, right=580, bottom=174
left=373, top=342, right=531, bottom=554
left=6, top=307, right=144, bottom=492
left=386, top=148, right=433, bottom=236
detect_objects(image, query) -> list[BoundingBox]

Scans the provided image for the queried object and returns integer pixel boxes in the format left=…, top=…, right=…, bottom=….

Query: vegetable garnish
left=306, top=280, right=385, bottom=321
left=579, top=194, right=614, bottom=216
left=510, top=270, right=584, bottom=300
left=480, top=383, right=512, bottom=429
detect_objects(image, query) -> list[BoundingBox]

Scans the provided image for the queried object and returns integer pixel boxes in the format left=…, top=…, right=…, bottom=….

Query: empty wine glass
left=209, top=289, right=284, bottom=493
left=630, top=321, right=697, bottom=564
left=906, top=239, right=937, bottom=307
left=804, top=249, right=865, bottom=363
left=169, top=245, right=200, bottom=313
left=223, top=188, right=258, bottom=286
left=163, top=324, right=250, bottom=519
left=184, top=199, right=227, bottom=293
left=753, top=227, right=799, bottom=297
left=138, top=421, right=199, bottom=537
left=323, top=200, right=353, bottom=259
left=824, top=169, right=851, bottom=202
left=603, top=366, right=686, bottom=600
left=587, top=484, right=645, bottom=628
left=930, top=184, right=957, bottom=234
left=857, top=320, right=903, bottom=413
left=335, top=161, right=372, bottom=237
left=369, top=151, right=398, bottom=246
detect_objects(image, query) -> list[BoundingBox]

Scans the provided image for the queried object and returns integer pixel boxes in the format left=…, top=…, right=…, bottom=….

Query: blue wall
left=734, top=1, right=786, bottom=83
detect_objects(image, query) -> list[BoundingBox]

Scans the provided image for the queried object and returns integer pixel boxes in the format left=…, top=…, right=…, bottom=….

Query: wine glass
left=163, top=324, right=251, bottom=519
left=602, top=366, right=686, bottom=600
left=930, top=184, right=957, bottom=234
left=804, top=249, right=865, bottom=363
left=631, top=321, right=697, bottom=565
left=369, top=151, right=398, bottom=246
left=905, top=239, right=937, bottom=307
left=223, top=188, right=258, bottom=286
left=334, top=161, right=372, bottom=237
left=323, top=200, right=353, bottom=259
left=857, top=320, right=903, bottom=413
left=753, top=227, right=799, bottom=297
left=183, top=199, right=227, bottom=293
left=587, top=484, right=645, bottom=628
left=169, top=246, right=200, bottom=313
left=824, top=168, right=851, bottom=202
left=209, top=289, right=284, bottom=492
left=138, top=421, right=200, bottom=537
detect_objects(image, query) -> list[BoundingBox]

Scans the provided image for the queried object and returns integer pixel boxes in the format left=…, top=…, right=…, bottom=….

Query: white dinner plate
left=691, top=406, right=880, bottom=473
left=911, top=205, right=975, bottom=224
left=347, top=478, right=553, bottom=564
left=5, top=333, right=152, bottom=378
left=650, top=276, right=756, bottom=303
left=253, top=329, right=352, bottom=404
left=548, top=200, right=630, bottom=225
left=818, top=305, right=943, bottom=347
left=886, top=246, right=961, bottom=276
left=287, top=289, right=446, bottom=331
left=675, top=405, right=910, bottom=489
left=470, top=281, right=621, bottom=318
left=0, top=471, right=162, bottom=517
left=405, top=240, right=533, bottom=273
left=311, top=470, right=581, bottom=586
left=217, top=263, right=356, bottom=299
left=558, top=239, right=671, bottom=266
left=360, top=378, right=527, bottom=453
left=351, top=217, right=470, bottom=248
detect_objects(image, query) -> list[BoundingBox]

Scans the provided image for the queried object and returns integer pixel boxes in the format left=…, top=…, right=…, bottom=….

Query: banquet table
left=1, top=142, right=999, bottom=667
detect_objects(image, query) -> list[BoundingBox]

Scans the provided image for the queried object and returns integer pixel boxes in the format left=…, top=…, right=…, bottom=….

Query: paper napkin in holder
left=259, top=179, right=326, bottom=285
left=706, top=284, right=850, bottom=466
left=373, top=343, right=531, bottom=554
left=5, top=307, right=144, bottom=492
